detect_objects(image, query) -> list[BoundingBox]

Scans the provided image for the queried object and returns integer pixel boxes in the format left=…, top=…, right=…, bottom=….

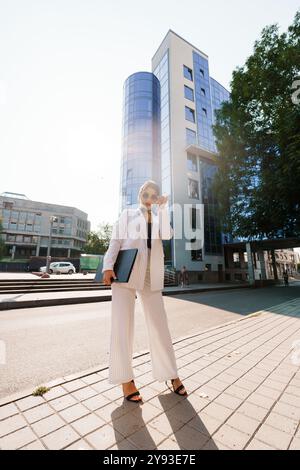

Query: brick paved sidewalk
left=0, top=298, right=300, bottom=450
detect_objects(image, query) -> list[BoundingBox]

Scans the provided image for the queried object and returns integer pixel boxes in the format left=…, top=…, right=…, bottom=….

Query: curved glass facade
left=120, top=72, right=161, bottom=211
left=153, top=50, right=172, bottom=201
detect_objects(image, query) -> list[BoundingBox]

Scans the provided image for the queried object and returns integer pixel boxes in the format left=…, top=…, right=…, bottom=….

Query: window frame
left=186, top=128, right=197, bottom=146
left=185, top=106, right=195, bottom=123
left=184, top=85, right=194, bottom=102
left=183, top=65, right=193, bottom=81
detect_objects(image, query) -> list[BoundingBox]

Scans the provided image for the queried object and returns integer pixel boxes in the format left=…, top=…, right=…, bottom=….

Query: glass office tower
left=152, top=30, right=232, bottom=277
left=120, top=72, right=161, bottom=211
left=153, top=51, right=172, bottom=200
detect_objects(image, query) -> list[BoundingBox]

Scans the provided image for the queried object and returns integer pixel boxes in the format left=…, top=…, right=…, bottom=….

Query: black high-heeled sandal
left=165, top=378, right=187, bottom=396
left=123, top=380, right=143, bottom=403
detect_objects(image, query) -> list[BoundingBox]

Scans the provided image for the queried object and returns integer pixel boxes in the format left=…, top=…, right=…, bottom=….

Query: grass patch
left=32, top=386, right=50, bottom=396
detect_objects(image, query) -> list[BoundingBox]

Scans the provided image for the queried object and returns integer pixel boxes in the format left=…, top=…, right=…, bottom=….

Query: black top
left=147, top=221, right=152, bottom=249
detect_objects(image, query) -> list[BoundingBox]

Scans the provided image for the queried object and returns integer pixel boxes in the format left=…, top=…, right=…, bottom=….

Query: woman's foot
left=122, top=380, right=142, bottom=402
left=169, top=377, right=187, bottom=396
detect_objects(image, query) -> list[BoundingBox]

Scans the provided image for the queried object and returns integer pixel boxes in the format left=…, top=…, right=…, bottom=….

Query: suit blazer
left=102, top=203, right=173, bottom=291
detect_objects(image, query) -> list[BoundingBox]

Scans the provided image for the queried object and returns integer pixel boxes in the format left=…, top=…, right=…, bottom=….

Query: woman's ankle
left=122, top=380, right=133, bottom=385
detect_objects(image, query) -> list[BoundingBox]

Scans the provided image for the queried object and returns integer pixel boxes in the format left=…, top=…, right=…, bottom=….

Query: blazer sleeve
left=158, top=203, right=174, bottom=240
left=102, top=209, right=127, bottom=273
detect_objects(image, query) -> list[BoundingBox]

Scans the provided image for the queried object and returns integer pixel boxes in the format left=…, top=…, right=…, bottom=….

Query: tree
left=212, top=11, right=300, bottom=240
left=83, top=222, right=112, bottom=254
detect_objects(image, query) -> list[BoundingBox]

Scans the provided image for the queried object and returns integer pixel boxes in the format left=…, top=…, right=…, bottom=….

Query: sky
left=0, top=0, right=299, bottom=234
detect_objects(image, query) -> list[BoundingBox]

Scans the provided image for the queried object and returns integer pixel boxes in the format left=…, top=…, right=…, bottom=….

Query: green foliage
left=212, top=11, right=300, bottom=239
left=83, top=222, right=112, bottom=254
left=32, top=386, right=50, bottom=396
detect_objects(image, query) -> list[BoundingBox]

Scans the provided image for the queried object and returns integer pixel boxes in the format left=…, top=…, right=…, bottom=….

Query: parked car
left=40, top=262, right=76, bottom=274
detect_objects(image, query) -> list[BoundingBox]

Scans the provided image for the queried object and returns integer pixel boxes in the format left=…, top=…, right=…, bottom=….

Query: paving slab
left=0, top=297, right=299, bottom=450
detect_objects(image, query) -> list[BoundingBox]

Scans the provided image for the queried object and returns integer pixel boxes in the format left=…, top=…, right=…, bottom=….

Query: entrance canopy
left=224, top=237, right=300, bottom=251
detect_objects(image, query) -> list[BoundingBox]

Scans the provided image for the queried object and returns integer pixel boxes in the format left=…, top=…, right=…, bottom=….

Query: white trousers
left=108, top=248, right=178, bottom=384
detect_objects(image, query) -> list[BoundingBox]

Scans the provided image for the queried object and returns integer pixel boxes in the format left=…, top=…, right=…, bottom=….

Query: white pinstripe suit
left=102, top=203, right=178, bottom=384
left=102, top=203, right=174, bottom=291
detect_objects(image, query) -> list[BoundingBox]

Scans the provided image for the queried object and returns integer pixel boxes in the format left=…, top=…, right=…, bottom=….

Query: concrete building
left=119, top=30, right=231, bottom=279
left=119, top=30, right=299, bottom=284
left=151, top=30, right=232, bottom=281
left=224, top=242, right=300, bottom=283
left=0, top=192, right=90, bottom=260
left=266, top=249, right=299, bottom=278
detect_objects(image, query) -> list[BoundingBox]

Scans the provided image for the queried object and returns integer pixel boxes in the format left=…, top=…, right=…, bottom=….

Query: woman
left=102, top=180, right=187, bottom=403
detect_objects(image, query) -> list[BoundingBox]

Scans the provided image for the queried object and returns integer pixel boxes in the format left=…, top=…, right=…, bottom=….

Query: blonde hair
left=137, top=180, right=160, bottom=205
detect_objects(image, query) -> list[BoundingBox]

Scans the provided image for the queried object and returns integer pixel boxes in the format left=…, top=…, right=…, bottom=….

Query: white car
left=40, top=262, right=76, bottom=274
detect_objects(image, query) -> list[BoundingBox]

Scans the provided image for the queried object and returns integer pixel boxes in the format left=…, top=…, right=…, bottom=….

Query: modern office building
left=119, top=72, right=161, bottom=211
left=152, top=30, right=232, bottom=280
left=0, top=192, right=90, bottom=260
left=119, top=31, right=299, bottom=284
left=120, top=30, right=232, bottom=280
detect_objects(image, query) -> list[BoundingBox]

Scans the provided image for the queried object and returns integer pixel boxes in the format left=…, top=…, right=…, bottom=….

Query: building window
left=186, top=128, right=197, bottom=146
left=233, top=252, right=241, bottom=268
left=188, top=178, right=199, bottom=199
left=184, top=85, right=194, bottom=101
left=183, top=65, right=193, bottom=81
left=191, top=207, right=197, bottom=230
left=191, top=238, right=203, bottom=261
left=185, top=106, right=195, bottom=123
left=187, top=154, right=197, bottom=172
left=202, top=108, right=207, bottom=117
left=201, top=88, right=206, bottom=96
left=200, top=69, right=205, bottom=78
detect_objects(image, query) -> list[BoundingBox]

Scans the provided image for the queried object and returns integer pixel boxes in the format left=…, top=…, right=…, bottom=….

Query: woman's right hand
left=102, top=270, right=117, bottom=286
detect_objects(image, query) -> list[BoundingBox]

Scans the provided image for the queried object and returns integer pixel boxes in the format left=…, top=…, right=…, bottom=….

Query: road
left=0, top=281, right=299, bottom=399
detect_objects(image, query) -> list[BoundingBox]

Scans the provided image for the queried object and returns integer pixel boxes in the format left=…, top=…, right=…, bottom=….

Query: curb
left=0, top=284, right=250, bottom=311
left=0, top=295, right=112, bottom=311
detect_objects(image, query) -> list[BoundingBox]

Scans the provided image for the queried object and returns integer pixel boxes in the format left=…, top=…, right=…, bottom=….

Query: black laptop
left=112, top=248, right=138, bottom=283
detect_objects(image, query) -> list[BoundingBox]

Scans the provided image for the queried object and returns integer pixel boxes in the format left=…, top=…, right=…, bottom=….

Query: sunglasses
left=142, top=192, right=158, bottom=201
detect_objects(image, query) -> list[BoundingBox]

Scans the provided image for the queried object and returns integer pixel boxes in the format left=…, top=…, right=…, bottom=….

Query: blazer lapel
left=136, top=207, right=147, bottom=241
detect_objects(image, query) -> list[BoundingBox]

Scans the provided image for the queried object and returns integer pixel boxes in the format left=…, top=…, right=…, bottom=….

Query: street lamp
left=46, top=216, right=58, bottom=274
